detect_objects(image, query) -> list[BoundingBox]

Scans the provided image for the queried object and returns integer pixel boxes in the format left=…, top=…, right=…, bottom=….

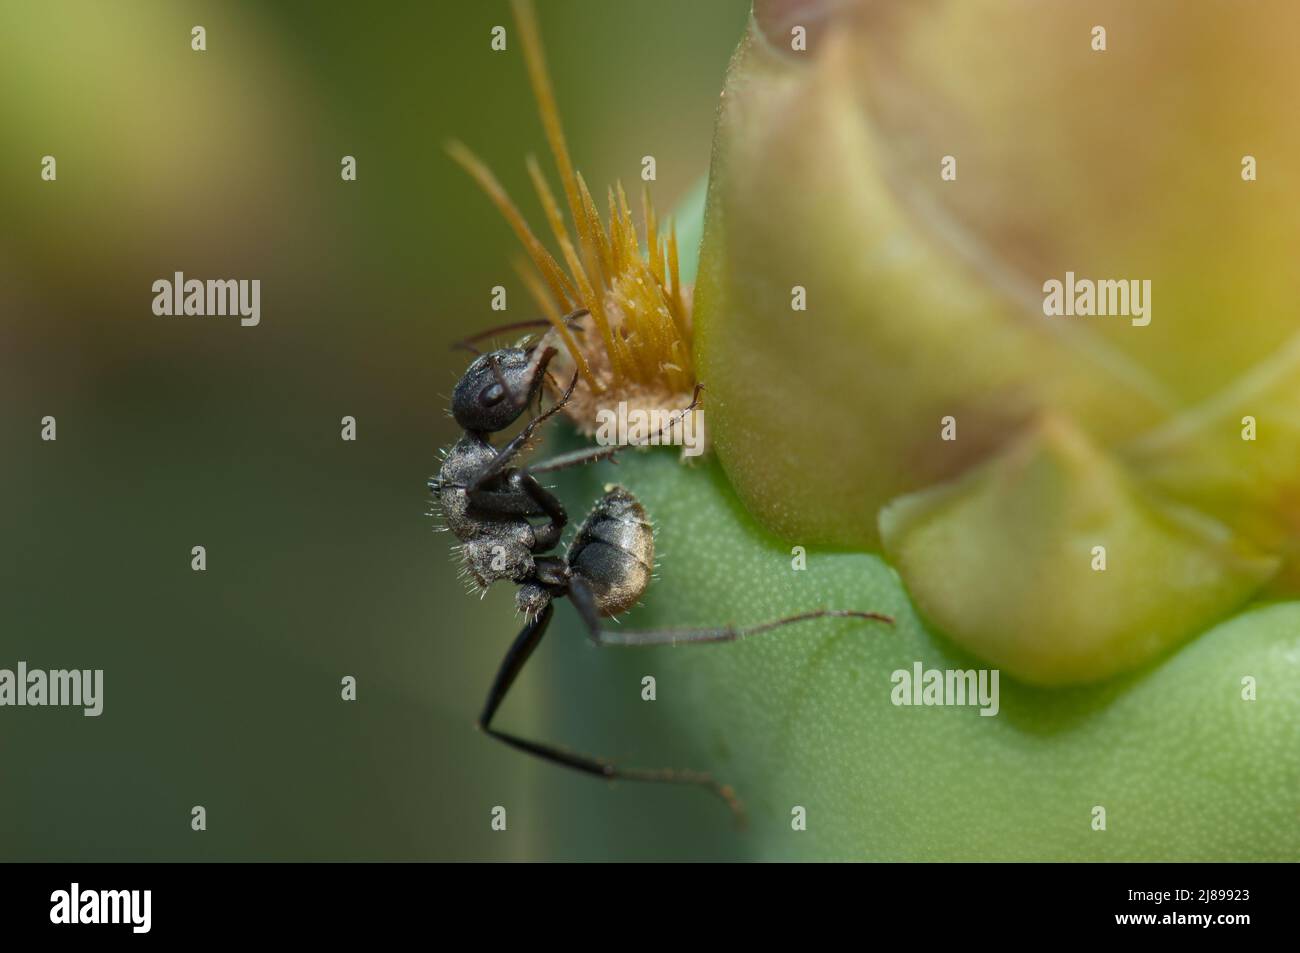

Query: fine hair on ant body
left=431, top=310, right=607, bottom=590
left=431, top=317, right=893, bottom=825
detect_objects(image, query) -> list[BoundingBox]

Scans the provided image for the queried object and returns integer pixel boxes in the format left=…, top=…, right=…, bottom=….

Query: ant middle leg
left=567, top=578, right=893, bottom=647
left=477, top=601, right=747, bottom=824
left=465, top=471, right=569, bottom=551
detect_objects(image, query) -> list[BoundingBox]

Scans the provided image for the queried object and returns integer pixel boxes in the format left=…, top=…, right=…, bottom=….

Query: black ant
left=431, top=316, right=893, bottom=825
left=430, top=310, right=619, bottom=589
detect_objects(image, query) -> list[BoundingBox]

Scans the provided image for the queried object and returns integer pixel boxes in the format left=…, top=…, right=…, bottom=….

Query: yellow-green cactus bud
left=696, top=0, right=1300, bottom=683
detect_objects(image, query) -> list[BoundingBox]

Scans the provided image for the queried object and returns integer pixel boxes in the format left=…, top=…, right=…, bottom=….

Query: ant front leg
left=527, top=384, right=707, bottom=477
left=468, top=370, right=579, bottom=493
left=477, top=601, right=747, bottom=825
left=567, top=577, right=893, bottom=647
left=523, top=443, right=623, bottom=476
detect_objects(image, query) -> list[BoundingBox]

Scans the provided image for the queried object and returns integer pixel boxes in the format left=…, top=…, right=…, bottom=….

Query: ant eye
left=480, top=383, right=506, bottom=407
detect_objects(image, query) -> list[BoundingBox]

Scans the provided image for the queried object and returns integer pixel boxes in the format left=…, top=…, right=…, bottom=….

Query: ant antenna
left=451, top=308, right=589, bottom=354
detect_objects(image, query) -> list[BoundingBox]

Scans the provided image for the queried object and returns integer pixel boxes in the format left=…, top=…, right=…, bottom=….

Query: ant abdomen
left=567, top=485, right=655, bottom=618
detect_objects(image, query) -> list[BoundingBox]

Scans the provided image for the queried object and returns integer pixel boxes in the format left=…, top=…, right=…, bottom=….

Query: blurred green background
left=2, top=0, right=751, bottom=860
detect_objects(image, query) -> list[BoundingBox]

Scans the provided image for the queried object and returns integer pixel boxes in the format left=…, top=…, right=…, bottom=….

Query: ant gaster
left=431, top=315, right=893, bottom=825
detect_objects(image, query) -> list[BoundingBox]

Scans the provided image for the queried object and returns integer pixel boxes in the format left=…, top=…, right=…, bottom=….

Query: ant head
left=451, top=346, right=552, bottom=433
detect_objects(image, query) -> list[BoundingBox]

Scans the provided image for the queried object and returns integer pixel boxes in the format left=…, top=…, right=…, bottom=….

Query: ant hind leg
left=566, top=577, right=892, bottom=648
left=477, top=601, right=746, bottom=825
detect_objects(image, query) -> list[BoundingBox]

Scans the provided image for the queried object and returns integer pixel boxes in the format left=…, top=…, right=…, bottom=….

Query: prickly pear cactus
left=478, top=0, right=1300, bottom=860
left=561, top=0, right=1300, bottom=858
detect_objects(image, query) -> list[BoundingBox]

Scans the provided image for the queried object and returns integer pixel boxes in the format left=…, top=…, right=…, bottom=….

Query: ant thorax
left=434, top=434, right=496, bottom=540
left=459, top=531, right=536, bottom=592
left=435, top=433, right=539, bottom=590
left=514, top=581, right=551, bottom=619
